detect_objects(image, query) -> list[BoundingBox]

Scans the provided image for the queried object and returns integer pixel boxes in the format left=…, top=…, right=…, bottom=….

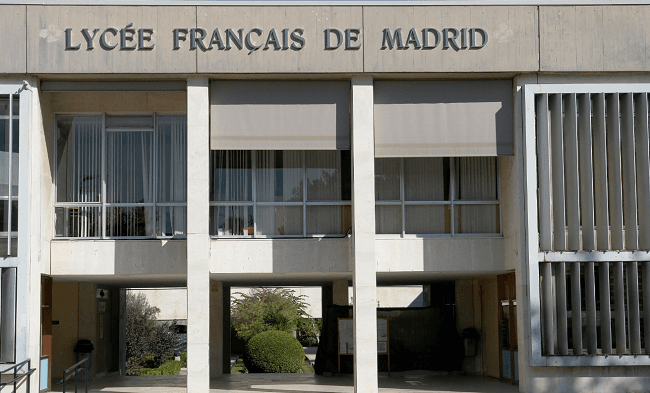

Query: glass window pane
left=106, top=206, right=154, bottom=237
left=157, top=206, right=186, bottom=236
left=257, top=206, right=302, bottom=236
left=307, top=151, right=350, bottom=201
left=0, top=236, right=17, bottom=257
left=0, top=97, right=19, bottom=116
left=0, top=119, right=19, bottom=198
left=375, top=158, right=400, bottom=201
left=210, top=205, right=253, bottom=236
left=106, top=131, right=153, bottom=203
left=455, top=204, right=500, bottom=234
left=405, top=205, right=449, bottom=234
left=210, top=151, right=252, bottom=202
left=55, top=116, right=102, bottom=203
left=375, top=205, right=401, bottom=234
left=157, top=116, right=187, bottom=203
left=55, top=206, right=101, bottom=237
left=0, top=200, right=6, bottom=233
left=404, top=157, right=449, bottom=201
left=256, top=151, right=303, bottom=202
left=106, top=115, right=154, bottom=129
left=456, top=157, right=498, bottom=200
left=306, top=205, right=351, bottom=235
left=10, top=200, right=17, bottom=232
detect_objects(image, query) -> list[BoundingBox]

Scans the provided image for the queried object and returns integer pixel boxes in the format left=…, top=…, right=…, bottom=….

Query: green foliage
left=297, top=317, right=321, bottom=347
left=137, top=359, right=182, bottom=376
left=125, top=291, right=180, bottom=375
left=180, top=352, right=187, bottom=368
left=231, top=288, right=311, bottom=341
left=244, top=330, right=305, bottom=373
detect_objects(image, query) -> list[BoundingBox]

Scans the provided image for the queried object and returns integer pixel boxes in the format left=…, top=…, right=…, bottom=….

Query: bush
left=231, top=288, right=310, bottom=341
left=137, top=359, right=182, bottom=376
left=244, top=330, right=305, bottom=373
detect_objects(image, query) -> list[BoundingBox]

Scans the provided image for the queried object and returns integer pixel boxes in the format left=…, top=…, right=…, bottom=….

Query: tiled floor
left=53, top=372, right=519, bottom=393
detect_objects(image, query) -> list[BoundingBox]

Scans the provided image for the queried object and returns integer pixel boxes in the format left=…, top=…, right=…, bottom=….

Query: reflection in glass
left=157, top=206, right=186, bottom=237
left=405, top=205, right=449, bottom=234
left=307, top=205, right=350, bottom=235
left=306, top=150, right=350, bottom=201
left=456, top=204, right=500, bottom=234
left=55, top=116, right=102, bottom=203
left=375, top=205, right=401, bottom=234
left=157, top=116, right=187, bottom=203
left=211, top=205, right=253, bottom=236
left=256, top=151, right=303, bottom=202
left=375, top=158, right=400, bottom=201
left=404, top=157, right=448, bottom=201
left=106, top=130, right=153, bottom=203
left=211, top=151, right=252, bottom=202
left=257, top=206, right=302, bottom=236
left=106, top=206, right=153, bottom=237
left=55, top=206, right=101, bottom=237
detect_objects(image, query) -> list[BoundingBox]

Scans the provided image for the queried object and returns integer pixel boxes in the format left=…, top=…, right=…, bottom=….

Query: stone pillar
left=119, top=288, right=126, bottom=376
left=351, top=76, right=378, bottom=393
left=333, top=280, right=349, bottom=306
left=222, top=285, right=231, bottom=375
left=423, top=285, right=432, bottom=307
left=186, top=76, right=210, bottom=392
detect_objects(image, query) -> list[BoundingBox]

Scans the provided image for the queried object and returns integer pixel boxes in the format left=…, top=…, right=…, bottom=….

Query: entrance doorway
left=498, top=273, right=518, bottom=383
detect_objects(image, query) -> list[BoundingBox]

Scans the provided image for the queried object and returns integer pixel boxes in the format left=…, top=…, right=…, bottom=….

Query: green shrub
left=244, top=330, right=305, bottom=373
left=137, top=359, right=182, bottom=376
left=181, top=352, right=187, bottom=367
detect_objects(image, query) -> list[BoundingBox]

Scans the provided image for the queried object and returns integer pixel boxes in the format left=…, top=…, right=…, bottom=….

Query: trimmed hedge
left=244, top=330, right=305, bottom=373
left=137, top=359, right=182, bottom=375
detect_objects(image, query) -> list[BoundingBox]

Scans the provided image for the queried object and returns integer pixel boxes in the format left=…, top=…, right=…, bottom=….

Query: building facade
left=1, top=1, right=650, bottom=392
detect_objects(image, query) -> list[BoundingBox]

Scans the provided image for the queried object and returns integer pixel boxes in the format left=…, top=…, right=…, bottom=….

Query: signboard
left=337, top=317, right=390, bottom=372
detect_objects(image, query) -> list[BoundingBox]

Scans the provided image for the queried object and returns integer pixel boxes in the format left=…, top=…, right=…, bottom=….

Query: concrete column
left=209, top=281, right=223, bottom=378
left=351, top=76, right=378, bottom=393
left=222, top=286, right=231, bottom=375
left=422, top=285, right=432, bottom=307
left=333, top=280, right=349, bottom=306
left=186, top=76, right=210, bottom=392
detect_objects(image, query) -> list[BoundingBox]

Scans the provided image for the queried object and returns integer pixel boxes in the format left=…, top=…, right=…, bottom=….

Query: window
left=54, top=114, right=187, bottom=238
left=0, top=96, right=18, bottom=257
left=375, top=157, right=500, bottom=236
left=0, top=267, right=16, bottom=363
left=210, top=150, right=351, bottom=237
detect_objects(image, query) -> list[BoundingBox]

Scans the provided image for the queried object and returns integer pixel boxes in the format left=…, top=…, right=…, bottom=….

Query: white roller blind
left=210, top=81, right=350, bottom=150
left=374, top=80, right=513, bottom=157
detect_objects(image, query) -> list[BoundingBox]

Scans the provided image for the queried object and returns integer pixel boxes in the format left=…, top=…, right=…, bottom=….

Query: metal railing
left=0, top=359, right=36, bottom=392
left=56, top=358, right=89, bottom=393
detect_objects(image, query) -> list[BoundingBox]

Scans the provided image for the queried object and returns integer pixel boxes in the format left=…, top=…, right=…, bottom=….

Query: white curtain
left=403, top=157, right=447, bottom=234
left=306, top=151, right=345, bottom=235
left=211, top=151, right=251, bottom=235
left=106, top=127, right=153, bottom=236
left=157, top=116, right=187, bottom=236
left=457, top=157, right=498, bottom=233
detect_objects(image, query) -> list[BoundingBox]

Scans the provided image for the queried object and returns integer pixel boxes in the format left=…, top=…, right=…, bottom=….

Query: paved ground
left=53, top=372, right=519, bottom=393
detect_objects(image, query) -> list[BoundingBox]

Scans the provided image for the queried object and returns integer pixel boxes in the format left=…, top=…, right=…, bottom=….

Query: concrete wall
left=210, top=238, right=350, bottom=274
left=1, top=5, right=649, bottom=74
left=51, top=282, right=119, bottom=380
left=130, top=288, right=188, bottom=321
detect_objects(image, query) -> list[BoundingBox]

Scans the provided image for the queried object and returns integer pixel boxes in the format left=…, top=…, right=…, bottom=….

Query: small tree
left=125, top=291, right=179, bottom=374
left=231, top=288, right=313, bottom=342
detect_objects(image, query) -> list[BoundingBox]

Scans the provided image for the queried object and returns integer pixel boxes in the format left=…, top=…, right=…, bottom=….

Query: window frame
left=210, top=150, right=351, bottom=238
left=375, top=157, right=502, bottom=238
left=53, top=112, right=188, bottom=240
left=0, top=94, right=19, bottom=256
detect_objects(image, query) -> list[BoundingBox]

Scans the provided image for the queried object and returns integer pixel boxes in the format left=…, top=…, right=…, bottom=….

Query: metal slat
left=606, top=93, right=624, bottom=250
left=627, top=262, right=641, bottom=353
left=613, top=261, right=627, bottom=353
left=599, top=261, right=613, bottom=354
left=578, top=94, right=595, bottom=251
left=585, top=262, right=598, bottom=354
left=643, top=262, right=650, bottom=354
left=541, top=262, right=556, bottom=355
left=537, top=94, right=553, bottom=251
left=620, top=93, right=639, bottom=250
left=635, top=94, right=650, bottom=250
left=564, top=94, right=581, bottom=251
left=570, top=262, right=583, bottom=354
left=593, top=94, right=610, bottom=250
left=551, top=94, right=567, bottom=251
left=556, top=262, right=569, bottom=354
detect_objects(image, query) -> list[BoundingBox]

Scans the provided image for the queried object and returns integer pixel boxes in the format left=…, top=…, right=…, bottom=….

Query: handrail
left=56, top=358, right=88, bottom=393
left=0, top=358, right=35, bottom=392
